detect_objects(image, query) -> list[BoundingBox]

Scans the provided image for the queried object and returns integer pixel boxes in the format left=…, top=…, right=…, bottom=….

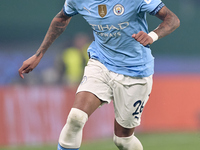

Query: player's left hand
left=132, top=31, right=153, bottom=46
left=18, top=54, right=42, bottom=79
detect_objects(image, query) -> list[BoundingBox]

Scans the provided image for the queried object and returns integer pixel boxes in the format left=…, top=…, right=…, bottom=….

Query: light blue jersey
left=63, top=0, right=164, bottom=77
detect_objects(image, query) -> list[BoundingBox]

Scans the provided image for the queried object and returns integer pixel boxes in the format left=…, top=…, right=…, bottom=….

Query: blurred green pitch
left=1, top=132, right=200, bottom=150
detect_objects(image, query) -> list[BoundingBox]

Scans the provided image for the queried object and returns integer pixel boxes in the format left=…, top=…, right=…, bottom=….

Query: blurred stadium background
left=0, top=0, right=200, bottom=149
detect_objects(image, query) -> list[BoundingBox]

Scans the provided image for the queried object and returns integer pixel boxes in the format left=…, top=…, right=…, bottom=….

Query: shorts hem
left=76, top=89, right=111, bottom=105
left=115, top=117, right=141, bottom=129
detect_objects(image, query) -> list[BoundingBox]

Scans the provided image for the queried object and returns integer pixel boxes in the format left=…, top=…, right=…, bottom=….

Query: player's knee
left=113, top=134, right=143, bottom=150
left=66, top=108, right=88, bottom=131
left=58, top=108, right=88, bottom=148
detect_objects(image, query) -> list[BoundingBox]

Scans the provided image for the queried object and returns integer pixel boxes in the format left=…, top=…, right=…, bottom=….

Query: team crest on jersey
left=98, top=4, right=107, bottom=18
left=113, top=4, right=124, bottom=16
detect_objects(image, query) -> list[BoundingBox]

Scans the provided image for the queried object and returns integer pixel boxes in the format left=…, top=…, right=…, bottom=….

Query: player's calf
left=58, top=108, right=88, bottom=150
left=113, top=133, right=143, bottom=150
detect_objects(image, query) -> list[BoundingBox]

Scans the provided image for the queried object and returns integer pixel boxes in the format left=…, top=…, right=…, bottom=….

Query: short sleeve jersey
left=63, top=0, right=164, bottom=77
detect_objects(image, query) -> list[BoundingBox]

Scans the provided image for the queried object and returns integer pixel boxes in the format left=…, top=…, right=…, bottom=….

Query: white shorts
left=77, top=59, right=153, bottom=128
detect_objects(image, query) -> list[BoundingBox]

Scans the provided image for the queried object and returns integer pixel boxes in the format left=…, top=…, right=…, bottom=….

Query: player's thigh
left=77, top=59, right=113, bottom=104
left=113, top=75, right=153, bottom=129
left=74, top=59, right=113, bottom=117
left=73, top=91, right=102, bottom=117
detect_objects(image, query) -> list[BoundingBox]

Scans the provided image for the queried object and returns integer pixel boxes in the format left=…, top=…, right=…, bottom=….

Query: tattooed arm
left=154, top=6, right=180, bottom=39
left=36, top=9, right=71, bottom=57
left=19, top=9, right=71, bottom=78
left=132, top=6, right=180, bottom=46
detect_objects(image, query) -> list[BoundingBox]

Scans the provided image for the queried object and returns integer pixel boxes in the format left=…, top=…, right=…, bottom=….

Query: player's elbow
left=172, top=14, right=180, bottom=31
left=174, top=16, right=180, bottom=29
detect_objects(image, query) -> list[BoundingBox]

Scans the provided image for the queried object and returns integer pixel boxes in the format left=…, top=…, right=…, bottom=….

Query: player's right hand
left=18, top=54, right=42, bottom=79
left=132, top=31, right=153, bottom=46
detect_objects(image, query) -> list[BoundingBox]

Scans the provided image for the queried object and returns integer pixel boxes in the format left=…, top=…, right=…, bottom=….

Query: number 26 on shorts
left=132, top=100, right=145, bottom=119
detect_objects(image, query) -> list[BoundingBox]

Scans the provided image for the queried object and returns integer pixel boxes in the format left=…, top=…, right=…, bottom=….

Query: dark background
left=0, top=0, right=199, bottom=85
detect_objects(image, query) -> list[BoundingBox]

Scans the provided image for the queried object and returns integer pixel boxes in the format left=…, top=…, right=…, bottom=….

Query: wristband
left=148, top=31, right=158, bottom=42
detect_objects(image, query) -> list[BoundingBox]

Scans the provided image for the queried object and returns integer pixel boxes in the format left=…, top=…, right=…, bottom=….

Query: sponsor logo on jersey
left=98, top=5, right=107, bottom=18
left=90, top=22, right=129, bottom=38
left=113, top=4, right=124, bottom=16
left=90, top=22, right=129, bottom=31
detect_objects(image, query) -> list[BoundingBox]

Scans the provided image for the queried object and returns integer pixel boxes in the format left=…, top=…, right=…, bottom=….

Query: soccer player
left=18, top=0, right=180, bottom=150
